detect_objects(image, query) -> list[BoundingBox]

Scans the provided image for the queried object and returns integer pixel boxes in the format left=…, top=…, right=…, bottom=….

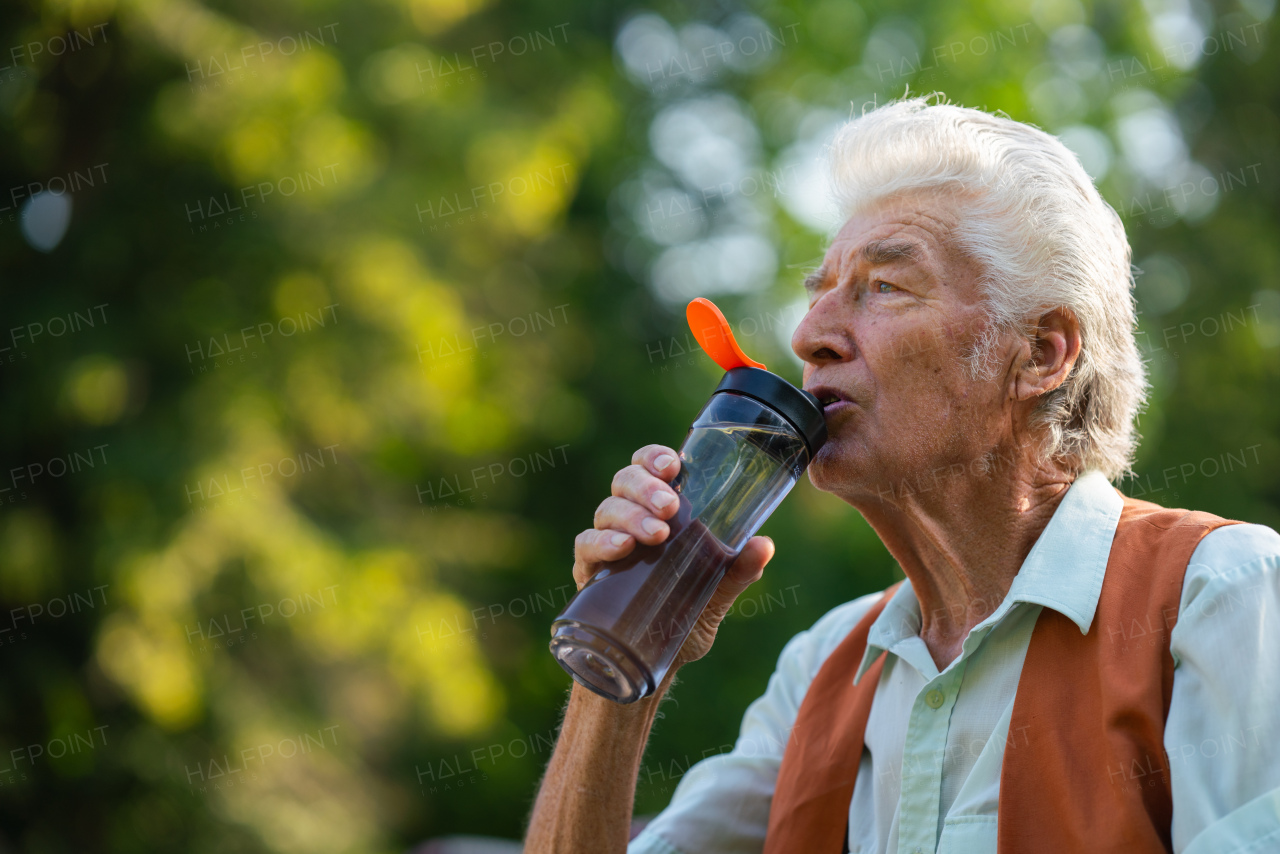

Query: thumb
left=718, top=535, right=775, bottom=599
left=700, top=537, right=774, bottom=626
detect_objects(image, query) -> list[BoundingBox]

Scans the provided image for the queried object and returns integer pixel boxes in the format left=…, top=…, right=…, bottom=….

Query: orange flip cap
left=686, top=297, right=767, bottom=372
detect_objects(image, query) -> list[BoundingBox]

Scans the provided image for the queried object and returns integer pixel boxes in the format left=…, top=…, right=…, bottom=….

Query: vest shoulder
left=1118, top=495, right=1247, bottom=526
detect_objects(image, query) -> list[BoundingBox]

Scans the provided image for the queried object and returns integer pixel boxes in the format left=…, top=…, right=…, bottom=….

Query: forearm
left=525, top=673, right=676, bottom=854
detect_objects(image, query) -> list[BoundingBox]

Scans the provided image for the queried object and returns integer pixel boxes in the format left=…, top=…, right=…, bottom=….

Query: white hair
left=825, top=95, right=1148, bottom=482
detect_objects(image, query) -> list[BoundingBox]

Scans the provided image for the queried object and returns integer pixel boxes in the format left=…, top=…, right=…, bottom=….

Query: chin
left=807, top=438, right=884, bottom=500
left=806, top=443, right=849, bottom=494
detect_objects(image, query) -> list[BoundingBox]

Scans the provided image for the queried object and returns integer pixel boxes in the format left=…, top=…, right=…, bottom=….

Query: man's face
left=792, top=193, right=1017, bottom=504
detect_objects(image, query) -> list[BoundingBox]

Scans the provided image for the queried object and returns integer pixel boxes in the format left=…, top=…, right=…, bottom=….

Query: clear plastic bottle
left=549, top=367, right=827, bottom=703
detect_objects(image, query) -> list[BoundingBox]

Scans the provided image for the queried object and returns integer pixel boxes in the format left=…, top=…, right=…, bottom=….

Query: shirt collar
left=853, top=469, right=1124, bottom=684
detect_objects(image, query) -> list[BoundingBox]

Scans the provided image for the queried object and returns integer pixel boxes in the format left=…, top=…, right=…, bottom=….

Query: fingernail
left=651, top=490, right=674, bottom=509
left=642, top=517, right=664, bottom=535
left=610, top=532, right=630, bottom=547
left=654, top=454, right=675, bottom=470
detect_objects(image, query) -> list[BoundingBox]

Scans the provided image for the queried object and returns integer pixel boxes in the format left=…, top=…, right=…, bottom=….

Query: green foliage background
left=0, top=0, right=1276, bottom=850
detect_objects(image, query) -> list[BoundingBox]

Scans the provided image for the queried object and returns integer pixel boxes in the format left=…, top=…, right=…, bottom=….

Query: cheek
left=873, top=333, right=988, bottom=423
left=872, top=331, right=953, bottom=394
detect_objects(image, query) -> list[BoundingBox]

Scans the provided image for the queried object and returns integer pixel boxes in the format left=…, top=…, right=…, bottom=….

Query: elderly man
left=523, top=98, right=1280, bottom=854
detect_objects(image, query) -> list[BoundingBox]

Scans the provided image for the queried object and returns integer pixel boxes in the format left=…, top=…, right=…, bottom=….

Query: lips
left=805, top=384, right=855, bottom=413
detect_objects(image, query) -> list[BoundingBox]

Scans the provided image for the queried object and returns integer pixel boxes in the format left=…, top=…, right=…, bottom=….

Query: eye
left=876, top=280, right=897, bottom=293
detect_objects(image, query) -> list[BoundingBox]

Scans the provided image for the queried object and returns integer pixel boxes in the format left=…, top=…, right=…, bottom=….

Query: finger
left=611, top=464, right=680, bottom=519
left=593, top=495, right=670, bottom=545
left=574, top=526, right=635, bottom=563
left=631, top=444, right=681, bottom=481
left=573, top=529, right=635, bottom=586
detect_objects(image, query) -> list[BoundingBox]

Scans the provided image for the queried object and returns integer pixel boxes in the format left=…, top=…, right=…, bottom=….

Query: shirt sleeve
left=628, top=591, right=885, bottom=854
left=1166, top=522, right=1280, bottom=854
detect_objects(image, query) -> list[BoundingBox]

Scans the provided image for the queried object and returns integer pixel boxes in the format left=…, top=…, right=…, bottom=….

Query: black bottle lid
left=713, top=367, right=828, bottom=459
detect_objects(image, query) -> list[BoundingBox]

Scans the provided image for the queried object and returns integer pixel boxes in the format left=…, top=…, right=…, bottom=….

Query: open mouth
left=806, top=384, right=853, bottom=413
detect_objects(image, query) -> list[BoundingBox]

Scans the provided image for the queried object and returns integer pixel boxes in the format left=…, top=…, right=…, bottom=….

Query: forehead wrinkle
left=815, top=206, right=957, bottom=297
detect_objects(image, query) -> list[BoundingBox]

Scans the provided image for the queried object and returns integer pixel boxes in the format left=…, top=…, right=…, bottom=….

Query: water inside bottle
left=676, top=422, right=804, bottom=549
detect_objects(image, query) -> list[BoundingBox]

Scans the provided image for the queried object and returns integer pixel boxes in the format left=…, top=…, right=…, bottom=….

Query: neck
left=854, top=450, right=1075, bottom=670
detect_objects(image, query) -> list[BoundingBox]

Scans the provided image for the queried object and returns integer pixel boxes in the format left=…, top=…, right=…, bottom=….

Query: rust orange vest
left=763, top=494, right=1240, bottom=853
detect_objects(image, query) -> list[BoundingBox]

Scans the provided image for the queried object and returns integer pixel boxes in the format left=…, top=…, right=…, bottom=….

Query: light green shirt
left=629, top=470, right=1280, bottom=854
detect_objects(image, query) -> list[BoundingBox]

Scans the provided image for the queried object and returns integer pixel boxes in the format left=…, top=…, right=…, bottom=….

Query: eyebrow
left=802, top=239, right=922, bottom=296
left=802, top=266, right=827, bottom=297
left=862, top=239, right=920, bottom=266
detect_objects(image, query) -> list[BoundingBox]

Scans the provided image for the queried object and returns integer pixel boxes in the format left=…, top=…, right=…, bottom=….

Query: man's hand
left=572, top=442, right=776, bottom=667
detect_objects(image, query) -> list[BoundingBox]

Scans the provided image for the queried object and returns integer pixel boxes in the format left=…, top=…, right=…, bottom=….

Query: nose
left=791, top=292, right=854, bottom=367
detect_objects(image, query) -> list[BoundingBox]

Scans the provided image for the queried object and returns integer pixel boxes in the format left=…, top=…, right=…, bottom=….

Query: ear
left=1011, top=308, right=1082, bottom=401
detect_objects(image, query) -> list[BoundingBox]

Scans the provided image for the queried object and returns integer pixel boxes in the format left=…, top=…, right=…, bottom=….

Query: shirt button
left=925, top=689, right=944, bottom=709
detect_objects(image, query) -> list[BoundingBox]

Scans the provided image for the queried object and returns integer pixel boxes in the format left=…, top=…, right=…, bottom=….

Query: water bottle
left=549, top=299, right=827, bottom=703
